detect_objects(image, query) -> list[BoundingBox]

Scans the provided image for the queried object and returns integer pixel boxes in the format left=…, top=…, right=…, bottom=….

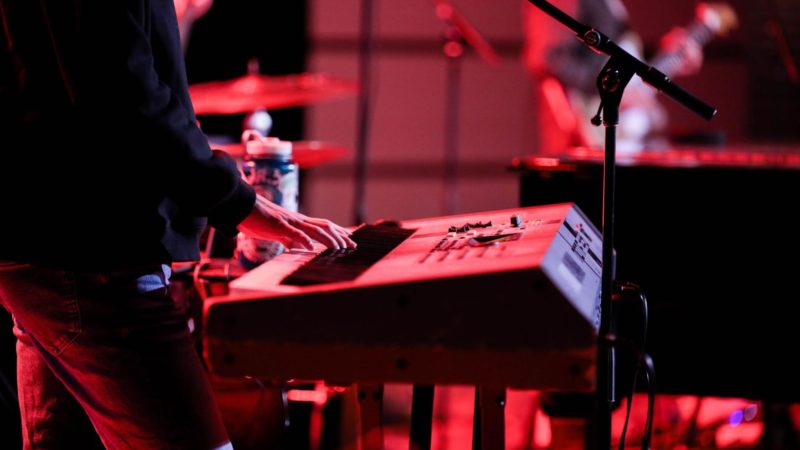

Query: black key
left=281, top=225, right=416, bottom=286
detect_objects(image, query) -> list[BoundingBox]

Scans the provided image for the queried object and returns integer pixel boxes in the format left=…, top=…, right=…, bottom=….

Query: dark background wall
left=185, top=0, right=308, bottom=141
left=302, top=0, right=800, bottom=226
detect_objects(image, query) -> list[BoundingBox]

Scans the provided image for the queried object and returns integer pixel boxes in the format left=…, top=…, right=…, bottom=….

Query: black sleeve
left=76, top=0, right=255, bottom=235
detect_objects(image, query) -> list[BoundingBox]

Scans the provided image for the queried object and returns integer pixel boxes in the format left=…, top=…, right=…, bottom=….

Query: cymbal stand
left=526, top=1, right=716, bottom=449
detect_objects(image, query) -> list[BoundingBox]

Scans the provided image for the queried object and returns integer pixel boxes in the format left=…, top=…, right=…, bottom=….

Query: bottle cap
left=241, top=129, right=292, bottom=157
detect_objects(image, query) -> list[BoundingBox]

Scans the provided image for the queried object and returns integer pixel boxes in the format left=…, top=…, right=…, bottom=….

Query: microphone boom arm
left=527, top=0, right=717, bottom=120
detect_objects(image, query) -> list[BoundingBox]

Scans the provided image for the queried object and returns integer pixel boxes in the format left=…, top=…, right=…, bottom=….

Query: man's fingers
left=307, top=224, right=342, bottom=250
left=324, top=222, right=356, bottom=249
left=249, top=194, right=356, bottom=251
left=342, top=234, right=357, bottom=248
left=295, top=218, right=357, bottom=250
left=280, top=223, right=315, bottom=251
left=321, top=222, right=348, bottom=249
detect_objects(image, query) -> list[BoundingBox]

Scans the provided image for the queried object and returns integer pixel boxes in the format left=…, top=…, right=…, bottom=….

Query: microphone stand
left=353, top=0, right=378, bottom=225
left=429, top=0, right=499, bottom=215
left=442, top=21, right=463, bottom=216
left=406, top=7, right=500, bottom=450
left=525, top=1, right=716, bottom=449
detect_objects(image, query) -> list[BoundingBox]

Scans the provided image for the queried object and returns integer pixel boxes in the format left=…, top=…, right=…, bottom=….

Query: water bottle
left=237, top=130, right=299, bottom=269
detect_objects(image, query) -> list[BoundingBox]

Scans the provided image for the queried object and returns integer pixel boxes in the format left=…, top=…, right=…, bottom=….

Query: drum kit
left=189, top=71, right=358, bottom=168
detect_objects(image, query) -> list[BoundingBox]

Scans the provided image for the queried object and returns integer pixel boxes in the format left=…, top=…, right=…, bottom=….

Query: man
left=0, top=1, right=354, bottom=449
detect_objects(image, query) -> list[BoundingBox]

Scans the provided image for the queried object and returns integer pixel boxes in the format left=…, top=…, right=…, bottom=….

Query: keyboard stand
left=473, top=387, right=507, bottom=450
left=409, top=385, right=434, bottom=450
left=408, top=385, right=506, bottom=450
left=357, top=383, right=384, bottom=450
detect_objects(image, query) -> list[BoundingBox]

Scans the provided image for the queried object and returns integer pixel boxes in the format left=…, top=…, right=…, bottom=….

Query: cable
left=617, top=366, right=638, bottom=450
left=613, top=282, right=653, bottom=450
left=638, top=354, right=655, bottom=450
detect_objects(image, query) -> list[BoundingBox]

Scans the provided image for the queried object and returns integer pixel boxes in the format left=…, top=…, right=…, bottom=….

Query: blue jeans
left=0, top=262, right=232, bottom=450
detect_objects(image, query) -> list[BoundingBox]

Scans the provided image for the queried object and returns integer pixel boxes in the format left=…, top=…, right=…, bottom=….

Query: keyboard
left=281, top=224, right=416, bottom=286
left=206, top=204, right=604, bottom=390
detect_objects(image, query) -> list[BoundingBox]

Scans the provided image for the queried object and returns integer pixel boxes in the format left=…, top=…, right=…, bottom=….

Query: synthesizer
left=204, top=203, right=603, bottom=391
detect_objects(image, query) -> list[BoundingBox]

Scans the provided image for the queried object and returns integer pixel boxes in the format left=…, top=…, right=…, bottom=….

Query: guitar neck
left=648, top=19, right=715, bottom=78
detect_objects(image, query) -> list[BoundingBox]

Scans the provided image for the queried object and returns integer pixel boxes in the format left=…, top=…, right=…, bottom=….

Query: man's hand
left=238, top=194, right=356, bottom=251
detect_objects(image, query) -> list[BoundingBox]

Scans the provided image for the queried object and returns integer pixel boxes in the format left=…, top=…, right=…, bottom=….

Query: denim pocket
left=0, top=265, right=82, bottom=356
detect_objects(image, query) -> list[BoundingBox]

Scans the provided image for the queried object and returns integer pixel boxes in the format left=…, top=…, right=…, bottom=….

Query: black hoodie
left=0, top=0, right=255, bottom=269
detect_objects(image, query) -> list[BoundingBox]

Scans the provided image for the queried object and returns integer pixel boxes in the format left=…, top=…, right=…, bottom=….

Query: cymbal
left=214, top=140, right=348, bottom=169
left=190, top=73, right=359, bottom=115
